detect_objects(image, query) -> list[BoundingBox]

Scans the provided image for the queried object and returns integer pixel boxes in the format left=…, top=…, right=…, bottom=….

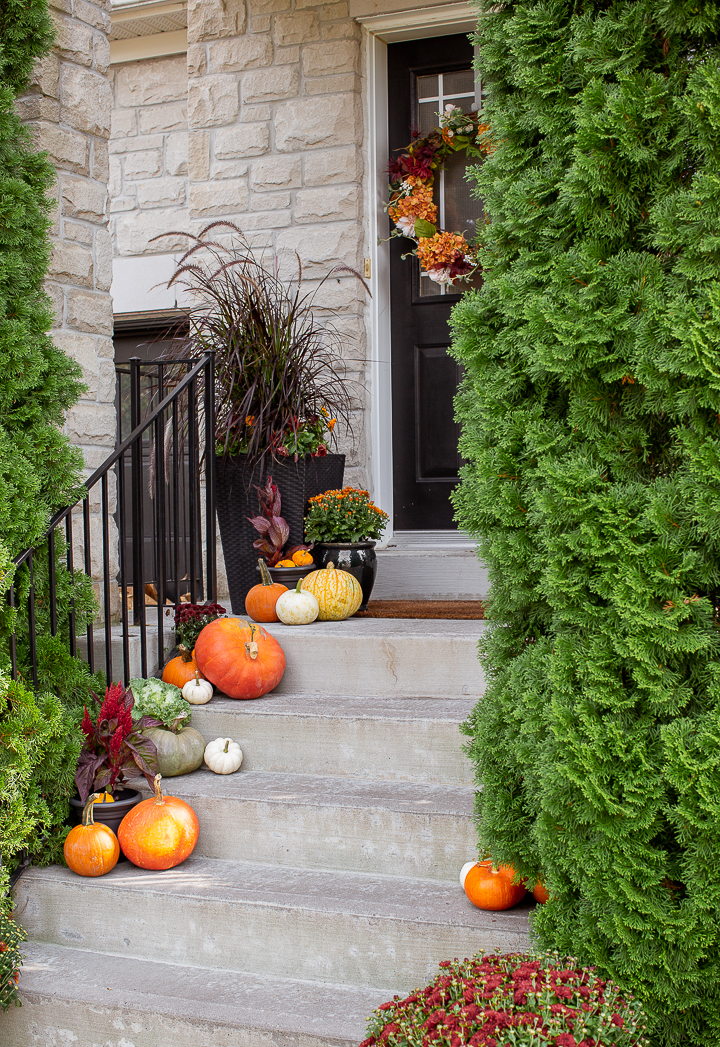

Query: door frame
left=359, top=3, right=478, bottom=545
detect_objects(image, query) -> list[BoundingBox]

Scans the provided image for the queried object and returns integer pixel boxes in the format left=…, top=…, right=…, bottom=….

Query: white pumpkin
left=459, top=861, right=477, bottom=889
left=276, top=579, right=319, bottom=625
left=182, top=671, right=213, bottom=705
left=204, top=737, right=243, bottom=774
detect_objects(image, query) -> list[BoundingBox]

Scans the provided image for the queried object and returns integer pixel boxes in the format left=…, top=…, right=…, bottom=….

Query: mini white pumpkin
left=459, top=861, right=477, bottom=889
left=204, top=737, right=243, bottom=774
left=182, top=671, right=213, bottom=705
left=275, top=579, right=319, bottom=625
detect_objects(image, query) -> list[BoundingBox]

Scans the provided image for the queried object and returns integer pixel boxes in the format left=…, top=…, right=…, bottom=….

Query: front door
left=388, top=34, right=482, bottom=531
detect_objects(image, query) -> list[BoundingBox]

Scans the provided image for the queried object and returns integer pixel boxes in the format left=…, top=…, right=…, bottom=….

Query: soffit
left=110, top=0, right=188, bottom=40
left=353, top=1, right=476, bottom=41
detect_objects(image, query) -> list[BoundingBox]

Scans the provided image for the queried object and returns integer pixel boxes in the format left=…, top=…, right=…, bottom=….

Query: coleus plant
left=75, top=683, right=158, bottom=802
left=247, top=476, right=312, bottom=567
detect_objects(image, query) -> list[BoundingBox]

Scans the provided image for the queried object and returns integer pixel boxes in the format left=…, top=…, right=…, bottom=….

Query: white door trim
left=361, top=6, right=478, bottom=547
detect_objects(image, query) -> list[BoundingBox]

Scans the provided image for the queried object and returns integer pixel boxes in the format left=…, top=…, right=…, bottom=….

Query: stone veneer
left=20, top=0, right=117, bottom=607
left=109, top=0, right=368, bottom=489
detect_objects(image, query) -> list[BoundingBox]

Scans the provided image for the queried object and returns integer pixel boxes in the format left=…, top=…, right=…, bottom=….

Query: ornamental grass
left=360, top=952, right=648, bottom=1047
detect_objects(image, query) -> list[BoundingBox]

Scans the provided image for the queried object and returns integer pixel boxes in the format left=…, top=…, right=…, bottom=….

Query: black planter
left=257, top=562, right=318, bottom=590
left=314, top=541, right=377, bottom=611
left=215, top=453, right=345, bottom=614
left=69, top=789, right=143, bottom=862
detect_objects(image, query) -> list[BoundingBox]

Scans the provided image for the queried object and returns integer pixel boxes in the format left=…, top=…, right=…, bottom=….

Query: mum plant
left=305, top=487, right=388, bottom=544
left=75, top=684, right=158, bottom=803
left=159, top=222, right=367, bottom=467
left=167, top=601, right=226, bottom=651
left=361, top=952, right=648, bottom=1047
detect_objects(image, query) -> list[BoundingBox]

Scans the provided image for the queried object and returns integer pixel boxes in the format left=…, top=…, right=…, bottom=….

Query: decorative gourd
left=459, top=860, right=476, bottom=888
left=275, top=579, right=319, bottom=625
left=291, top=549, right=314, bottom=566
left=532, top=881, right=550, bottom=904
left=118, top=774, right=199, bottom=870
left=245, top=558, right=288, bottom=623
left=143, top=725, right=206, bottom=777
left=301, top=561, right=362, bottom=620
left=463, top=860, right=527, bottom=911
left=204, top=737, right=243, bottom=774
left=64, top=794, right=120, bottom=877
left=194, top=617, right=286, bottom=700
left=182, top=671, right=214, bottom=705
left=162, top=645, right=204, bottom=689
left=277, top=559, right=295, bottom=567
left=93, top=792, right=115, bottom=803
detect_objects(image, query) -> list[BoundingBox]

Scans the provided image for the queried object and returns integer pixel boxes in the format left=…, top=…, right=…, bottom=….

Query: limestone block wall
left=20, top=0, right=117, bottom=612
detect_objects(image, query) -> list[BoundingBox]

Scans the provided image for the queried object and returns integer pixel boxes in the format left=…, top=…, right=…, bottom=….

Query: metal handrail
left=6, top=353, right=217, bottom=691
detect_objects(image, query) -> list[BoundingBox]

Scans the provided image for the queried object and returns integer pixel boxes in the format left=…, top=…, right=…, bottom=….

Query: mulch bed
left=354, top=600, right=486, bottom=620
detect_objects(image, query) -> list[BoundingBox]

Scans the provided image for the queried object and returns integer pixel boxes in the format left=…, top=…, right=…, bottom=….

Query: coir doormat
left=354, top=600, right=485, bottom=620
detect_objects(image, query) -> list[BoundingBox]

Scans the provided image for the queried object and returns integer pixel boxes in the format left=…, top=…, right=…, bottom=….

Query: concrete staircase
left=7, top=618, right=532, bottom=1047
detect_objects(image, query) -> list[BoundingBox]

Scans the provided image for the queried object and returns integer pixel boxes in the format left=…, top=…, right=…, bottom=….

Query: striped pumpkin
left=301, top=562, right=362, bottom=621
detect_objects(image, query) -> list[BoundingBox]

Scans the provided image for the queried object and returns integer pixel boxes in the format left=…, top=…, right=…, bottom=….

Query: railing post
left=8, top=582, right=17, bottom=682
left=155, top=360, right=166, bottom=673
left=130, top=357, right=143, bottom=632
left=204, top=352, right=217, bottom=602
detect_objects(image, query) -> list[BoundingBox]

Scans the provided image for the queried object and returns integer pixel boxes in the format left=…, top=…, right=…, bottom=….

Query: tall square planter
left=215, top=453, right=345, bottom=613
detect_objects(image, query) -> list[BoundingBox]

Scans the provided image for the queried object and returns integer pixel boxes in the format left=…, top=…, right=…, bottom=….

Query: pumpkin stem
left=194, top=671, right=200, bottom=685
left=258, top=558, right=274, bottom=586
left=327, top=561, right=335, bottom=571
left=245, top=640, right=259, bottom=660
left=179, top=644, right=192, bottom=662
left=295, top=578, right=304, bottom=593
left=81, top=794, right=101, bottom=826
left=224, top=739, right=230, bottom=753
left=153, top=773, right=165, bottom=805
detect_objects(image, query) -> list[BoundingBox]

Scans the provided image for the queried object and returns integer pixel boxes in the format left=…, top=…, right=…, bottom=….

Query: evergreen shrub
left=452, top=1, right=720, bottom=1043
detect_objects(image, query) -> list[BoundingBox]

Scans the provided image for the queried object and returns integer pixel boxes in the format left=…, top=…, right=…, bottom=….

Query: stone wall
left=20, top=0, right=116, bottom=610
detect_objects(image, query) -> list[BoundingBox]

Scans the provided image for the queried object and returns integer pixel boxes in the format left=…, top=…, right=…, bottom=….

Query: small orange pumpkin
left=64, top=794, right=120, bottom=877
left=162, top=644, right=205, bottom=689
left=463, top=860, right=527, bottom=911
left=245, top=558, right=287, bottom=622
left=291, top=549, right=314, bottom=566
left=532, top=881, right=550, bottom=904
left=277, top=559, right=295, bottom=567
left=118, top=774, right=199, bottom=870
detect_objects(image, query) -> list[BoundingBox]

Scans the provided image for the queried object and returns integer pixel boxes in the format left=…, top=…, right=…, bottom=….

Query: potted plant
left=248, top=475, right=316, bottom=588
left=161, top=222, right=368, bottom=614
left=70, top=683, right=159, bottom=841
left=304, top=487, right=389, bottom=610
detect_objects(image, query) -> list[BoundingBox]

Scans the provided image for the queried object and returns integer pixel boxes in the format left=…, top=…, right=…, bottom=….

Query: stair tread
left=195, top=693, right=477, bottom=720
left=22, top=857, right=533, bottom=931
left=136, top=768, right=475, bottom=816
left=259, top=617, right=487, bottom=639
left=17, top=941, right=384, bottom=1044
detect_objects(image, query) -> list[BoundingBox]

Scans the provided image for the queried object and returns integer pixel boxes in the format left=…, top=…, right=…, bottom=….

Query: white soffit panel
left=356, top=2, right=477, bottom=42
left=110, top=28, right=187, bottom=62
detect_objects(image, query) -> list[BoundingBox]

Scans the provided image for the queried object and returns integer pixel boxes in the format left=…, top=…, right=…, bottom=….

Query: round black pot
left=215, top=453, right=345, bottom=614
left=257, top=562, right=317, bottom=590
left=314, top=541, right=377, bottom=611
left=69, top=789, right=142, bottom=862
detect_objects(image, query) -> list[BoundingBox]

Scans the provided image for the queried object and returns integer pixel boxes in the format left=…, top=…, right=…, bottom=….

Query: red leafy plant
left=360, top=952, right=648, bottom=1047
left=247, top=476, right=312, bottom=566
left=75, top=684, right=159, bottom=803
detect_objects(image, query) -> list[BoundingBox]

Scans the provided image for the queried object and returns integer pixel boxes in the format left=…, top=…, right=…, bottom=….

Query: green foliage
left=0, top=909, right=25, bottom=1012
left=128, top=677, right=190, bottom=731
left=452, top=2, right=720, bottom=1043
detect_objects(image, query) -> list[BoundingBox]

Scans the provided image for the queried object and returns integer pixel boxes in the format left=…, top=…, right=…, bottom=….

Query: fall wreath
left=388, top=104, right=491, bottom=286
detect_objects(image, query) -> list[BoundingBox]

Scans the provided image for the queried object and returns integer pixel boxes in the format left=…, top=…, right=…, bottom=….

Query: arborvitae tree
left=452, top=2, right=720, bottom=1043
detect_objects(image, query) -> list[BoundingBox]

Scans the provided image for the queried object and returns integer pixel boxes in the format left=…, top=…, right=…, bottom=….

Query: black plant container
left=69, top=788, right=143, bottom=862
left=215, top=453, right=345, bottom=614
left=313, top=541, right=377, bottom=611
left=257, top=562, right=317, bottom=590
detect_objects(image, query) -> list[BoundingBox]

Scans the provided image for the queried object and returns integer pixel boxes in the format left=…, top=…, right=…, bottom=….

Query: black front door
left=388, top=34, right=482, bottom=531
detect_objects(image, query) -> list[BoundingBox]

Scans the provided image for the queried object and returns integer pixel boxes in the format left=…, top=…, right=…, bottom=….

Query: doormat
left=354, top=601, right=485, bottom=620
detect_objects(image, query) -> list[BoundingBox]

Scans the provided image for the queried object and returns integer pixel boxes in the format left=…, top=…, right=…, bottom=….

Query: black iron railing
left=7, top=354, right=216, bottom=689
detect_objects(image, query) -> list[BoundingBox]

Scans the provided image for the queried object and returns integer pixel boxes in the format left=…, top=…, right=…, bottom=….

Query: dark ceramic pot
left=215, top=453, right=345, bottom=614
left=314, top=541, right=377, bottom=611
left=256, top=562, right=317, bottom=591
left=69, top=788, right=142, bottom=861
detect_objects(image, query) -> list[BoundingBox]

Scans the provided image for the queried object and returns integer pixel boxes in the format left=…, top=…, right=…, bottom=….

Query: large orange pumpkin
left=245, top=558, right=287, bottom=623
left=162, top=644, right=204, bottom=688
left=463, top=860, right=527, bottom=911
left=118, top=774, right=199, bottom=870
left=64, top=795, right=120, bottom=877
left=194, top=617, right=285, bottom=699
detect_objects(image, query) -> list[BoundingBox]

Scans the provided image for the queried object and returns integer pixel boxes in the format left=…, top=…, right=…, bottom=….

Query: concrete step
left=189, top=694, right=475, bottom=786
left=131, top=768, right=477, bottom=880
left=6, top=942, right=383, bottom=1047
left=373, top=544, right=489, bottom=601
left=78, top=620, right=176, bottom=681
left=261, top=618, right=487, bottom=698
left=16, top=858, right=533, bottom=993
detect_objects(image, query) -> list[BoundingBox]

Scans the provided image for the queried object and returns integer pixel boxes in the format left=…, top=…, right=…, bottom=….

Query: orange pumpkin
left=532, top=881, right=550, bottom=904
left=162, top=644, right=204, bottom=688
left=463, top=860, right=527, bottom=911
left=291, top=549, right=314, bottom=566
left=64, top=794, right=120, bottom=877
left=194, top=617, right=286, bottom=699
left=277, top=559, right=295, bottom=567
left=118, top=774, right=199, bottom=870
left=245, top=558, right=287, bottom=623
